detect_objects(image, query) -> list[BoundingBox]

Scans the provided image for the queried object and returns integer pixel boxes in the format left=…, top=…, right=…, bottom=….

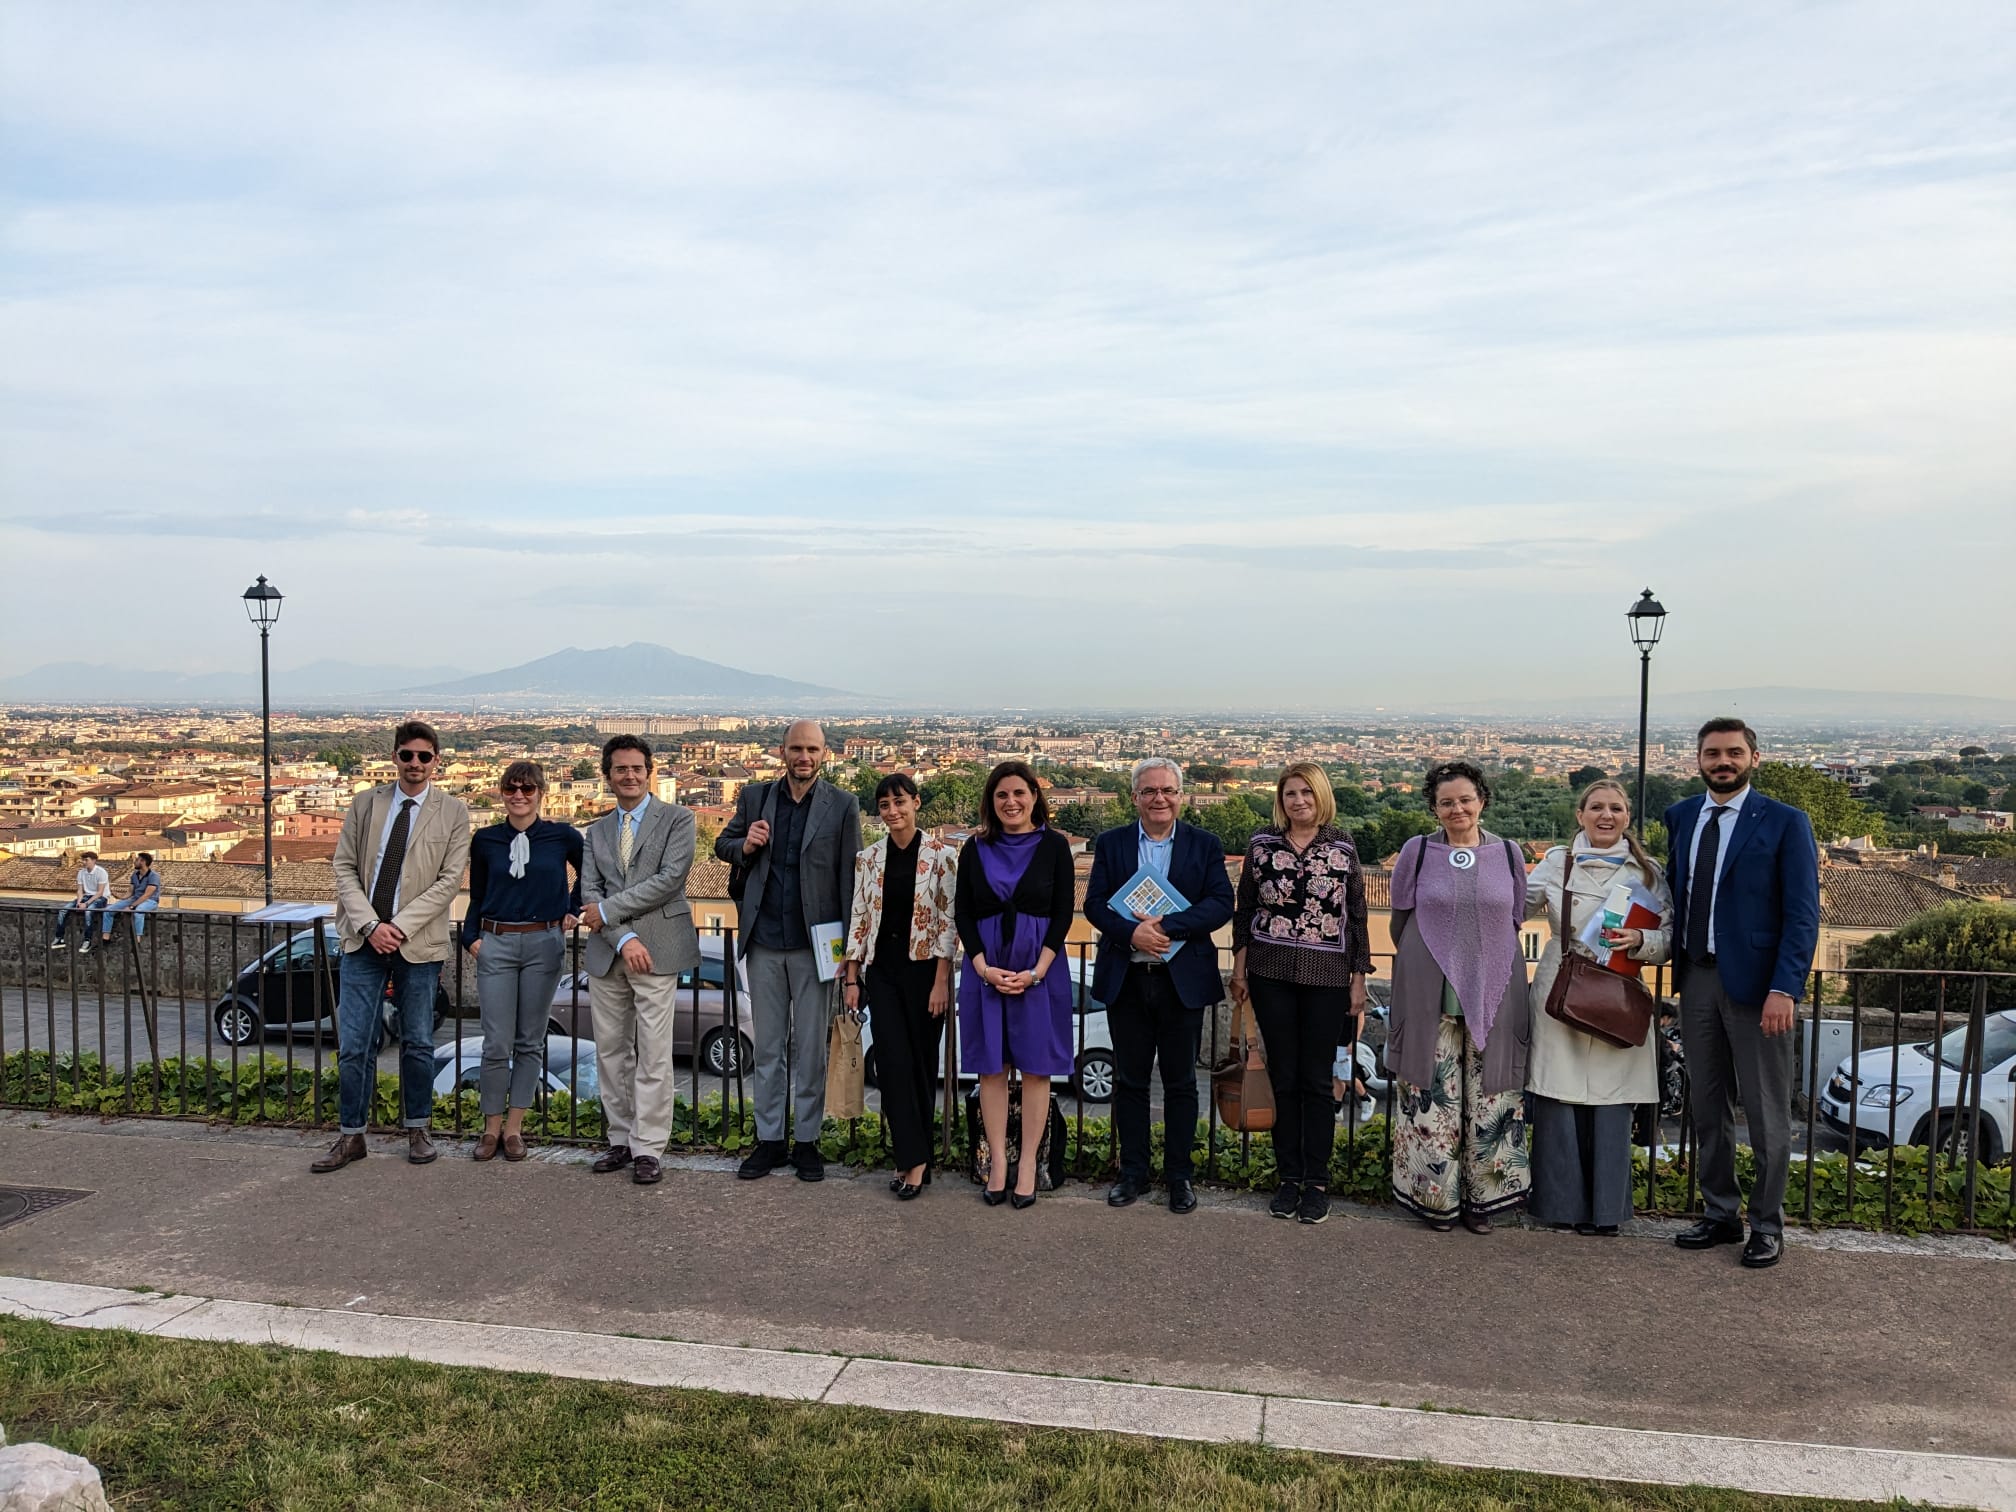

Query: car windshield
left=547, top=1041, right=600, bottom=1099
left=1932, top=1012, right=2016, bottom=1073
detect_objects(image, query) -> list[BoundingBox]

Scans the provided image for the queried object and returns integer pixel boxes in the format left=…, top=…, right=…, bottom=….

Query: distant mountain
left=399, top=643, right=848, bottom=702
left=0, top=660, right=469, bottom=704
left=1454, top=686, right=2016, bottom=724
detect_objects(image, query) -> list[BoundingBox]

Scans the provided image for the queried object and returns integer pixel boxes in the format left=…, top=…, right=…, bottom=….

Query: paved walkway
left=2, top=1114, right=2012, bottom=1479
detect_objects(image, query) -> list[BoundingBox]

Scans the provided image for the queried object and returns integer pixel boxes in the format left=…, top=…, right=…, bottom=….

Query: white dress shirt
left=369, top=782, right=432, bottom=917
left=1685, top=784, right=1750, bottom=956
left=1131, top=822, right=1178, bottom=962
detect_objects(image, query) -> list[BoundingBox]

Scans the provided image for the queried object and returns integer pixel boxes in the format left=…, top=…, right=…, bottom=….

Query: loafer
left=632, top=1155, right=662, bottom=1185
left=1460, top=1210, right=1493, bottom=1235
left=896, top=1180, right=925, bottom=1201
left=472, top=1132, right=501, bottom=1162
left=1674, top=1218, right=1745, bottom=1250
left=592, top=1145, right=633, bottom=1174
left=1740, top=1231, right=1783, bottom=1269
left=407, top=1129, right=439, bottom=1165
left=790, top=1141, right=825, bottom=1183
left=1269, top=1181, right=1302, bottom=1220
left=1167, top=1179, right=1197, bottom=1215
left=310, top=1133, right=367, bottom=1174
left=501, top=1133, right=529, bottom=1162
left=1106, top=1176, right=1145, bottom=1208
left=1298, top=1186, right=1331, bottom=1226
left=737, top=1141, right=788, bottom=1180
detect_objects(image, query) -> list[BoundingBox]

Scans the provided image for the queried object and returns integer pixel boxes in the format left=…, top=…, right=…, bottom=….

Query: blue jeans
left=53, top=898, right=108, bottom=941
left=337, top=949, right=441, bottom=1134
left=102, top=898, right=159, bottom=939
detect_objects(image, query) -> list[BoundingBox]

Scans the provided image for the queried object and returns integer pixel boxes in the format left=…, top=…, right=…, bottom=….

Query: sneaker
left=737, top=1140, right=789, bottom=1180
left=1298, top=1186, right=1331, bottom=1225
left=1269, top=1181, right=1302, bottom=1220
left=49, top=939, right=67, bottom=951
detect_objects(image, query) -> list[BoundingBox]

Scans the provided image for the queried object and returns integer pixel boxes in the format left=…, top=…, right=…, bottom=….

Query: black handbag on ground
left=964, top=1078, right=1067, bottom=1190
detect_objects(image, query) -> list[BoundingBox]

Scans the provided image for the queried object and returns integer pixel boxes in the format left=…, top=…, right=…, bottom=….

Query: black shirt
left=752, top=781, right=812, bottom=951
left=954, top=828, right=1076, bottom=960
left=877, top=832, right=921, bottom=960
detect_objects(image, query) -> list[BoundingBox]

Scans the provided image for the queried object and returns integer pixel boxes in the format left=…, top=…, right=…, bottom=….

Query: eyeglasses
left=395, top=749, right=437, bottom=764
left=1136, top=786, right=1180, bottom=799
left=501, top=782, right=540, bottom=795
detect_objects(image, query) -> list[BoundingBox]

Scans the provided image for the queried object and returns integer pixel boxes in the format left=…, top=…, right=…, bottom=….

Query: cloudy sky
left=2, top=3, right=2011, bottom=709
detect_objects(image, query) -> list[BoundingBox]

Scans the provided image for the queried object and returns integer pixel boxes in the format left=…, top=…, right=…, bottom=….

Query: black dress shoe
left=1107, top=1177, right=1145, bottom=1208
left=896, top=1180, right=925, bottom=1201
left=1167, top=1179, right=1197, bottom=1215
left=592, top=1145, right=633, bottom=1174
left=1673, top=1218, right=1746, bottom=1250
left=791, top=1141, right=825, bottom=1182
left=1741, top=1231, right=1784, bottom=1269
left=737, top=1141, right=789, bottom=1180
left=632, top=1155, right=662, bottom=1185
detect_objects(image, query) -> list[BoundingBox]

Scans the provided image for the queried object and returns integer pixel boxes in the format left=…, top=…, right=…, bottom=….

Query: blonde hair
left=1272, top=762, right=1336, bottom=829
left=1576, top=779, right=1658, bottom=880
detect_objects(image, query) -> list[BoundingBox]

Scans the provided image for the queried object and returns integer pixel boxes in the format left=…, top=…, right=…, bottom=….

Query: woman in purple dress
left=954, top=761, right=1077, bottom=1209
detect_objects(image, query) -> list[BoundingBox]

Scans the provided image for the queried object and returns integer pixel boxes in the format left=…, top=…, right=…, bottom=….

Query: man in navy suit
left=1083, top=757, right=1236, bottom=1214
left=1664, top=718, right=1821, bottom=1269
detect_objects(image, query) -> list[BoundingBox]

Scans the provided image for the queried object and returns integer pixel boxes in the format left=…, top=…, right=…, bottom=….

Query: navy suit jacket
left=1663, top=790, right=1821, bottom=1007
left=1082, top=821, right=1236, bottom=1013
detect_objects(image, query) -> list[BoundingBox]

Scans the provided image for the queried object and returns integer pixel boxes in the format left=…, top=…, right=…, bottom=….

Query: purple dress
left=956, top=830, right=1076, bottom=1078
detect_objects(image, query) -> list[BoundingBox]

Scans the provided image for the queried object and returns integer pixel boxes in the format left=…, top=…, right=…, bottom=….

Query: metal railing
left=1, top=901, right=2009, bottom=1233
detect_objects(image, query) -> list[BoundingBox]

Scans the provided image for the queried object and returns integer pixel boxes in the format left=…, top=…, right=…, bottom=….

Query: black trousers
left=865, top=956, right=945, bottom=1173
left=1109, top=968, right=1204, bottom=1183
left=1247, top=975, right=1349, bottom=1185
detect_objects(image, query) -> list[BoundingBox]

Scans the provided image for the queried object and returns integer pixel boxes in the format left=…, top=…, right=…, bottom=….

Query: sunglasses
left=396, top=748, right=437, bottom=764
left=501, top=782, right=540, bottom=795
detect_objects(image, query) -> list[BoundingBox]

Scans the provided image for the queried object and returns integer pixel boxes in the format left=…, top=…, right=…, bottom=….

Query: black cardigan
left=954, top=829, right=1076, bottom=960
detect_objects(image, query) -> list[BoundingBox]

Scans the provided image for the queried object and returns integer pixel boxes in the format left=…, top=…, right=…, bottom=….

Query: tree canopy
left=1752, top=762, right=1883, bottom=844
left=1847, top=902, right=2016, bottom=1012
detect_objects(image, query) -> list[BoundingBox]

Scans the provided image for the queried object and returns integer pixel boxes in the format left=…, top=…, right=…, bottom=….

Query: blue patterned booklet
left=1110, top=865, right=1190, bottom=962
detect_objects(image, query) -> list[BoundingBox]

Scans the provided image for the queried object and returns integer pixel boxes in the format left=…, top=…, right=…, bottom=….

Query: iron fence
left=0, top=901, right=2009, bottom=1233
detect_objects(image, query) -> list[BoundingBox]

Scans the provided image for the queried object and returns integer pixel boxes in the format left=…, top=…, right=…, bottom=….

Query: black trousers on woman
left=865, top=956, right=945, bottom=1174
left=1247, top=976, right=1349, bottom=1185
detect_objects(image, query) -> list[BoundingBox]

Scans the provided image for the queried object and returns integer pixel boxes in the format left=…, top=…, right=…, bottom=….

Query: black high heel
left=982, top=1187, right=1008, bottom=1206
left=898, top=1180, right=925, bottom=1201
left=1010, top=1190, right=1036, bottom=1210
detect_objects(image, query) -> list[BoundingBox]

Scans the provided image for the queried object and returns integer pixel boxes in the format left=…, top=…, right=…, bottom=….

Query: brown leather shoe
left=591, top=1145, right=633, bottom=1174
left=311, top=1133, right=367, bottom=1174
left=1461, top=1210, right=1494, bottom=1235
left=501, top=1132, right=529, bottom=1162
left=472, top=1132, right=501, bottom=1162
left=632, top=1155, right=662, bottom=1185
left=408, top=1129, right=439, bottom=1165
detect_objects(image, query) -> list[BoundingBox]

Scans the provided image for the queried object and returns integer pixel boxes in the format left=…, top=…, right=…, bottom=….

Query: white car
left=1818, top=1008, right=2015, bottom=1166
left=432, top=1034, right=601, bottom=1101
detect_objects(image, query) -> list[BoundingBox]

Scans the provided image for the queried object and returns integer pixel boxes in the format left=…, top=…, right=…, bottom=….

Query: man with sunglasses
left=317, top=719, right=472, bottom=1173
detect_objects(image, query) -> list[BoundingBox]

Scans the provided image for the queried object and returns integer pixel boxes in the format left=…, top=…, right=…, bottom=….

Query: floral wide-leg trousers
left=1390, top=1016, right=1530, bottom=1222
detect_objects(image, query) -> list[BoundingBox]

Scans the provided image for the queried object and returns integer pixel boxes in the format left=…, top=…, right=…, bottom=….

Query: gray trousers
left=745, top=945, right=831, bottom=1143
left=1530, top=1097, right=1636, bottom=1228
left=1680, top=965, right=1795, bottom=1236
left=474, top=927, right=566, bottom=1115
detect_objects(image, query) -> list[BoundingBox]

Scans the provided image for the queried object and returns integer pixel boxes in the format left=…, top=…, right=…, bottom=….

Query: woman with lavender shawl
left=1387, top=760, right=1533, bottom=1233
left=954, top=761, right=1077, bottom=1208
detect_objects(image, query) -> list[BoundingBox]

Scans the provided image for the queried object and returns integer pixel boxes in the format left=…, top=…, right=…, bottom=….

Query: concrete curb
left=3, top=1275, right=2010, bottom=1509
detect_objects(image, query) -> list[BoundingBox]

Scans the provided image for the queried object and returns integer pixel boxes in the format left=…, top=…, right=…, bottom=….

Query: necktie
left=370, top=798, right=416, bottom=923
left=1686, top=804, right=1727, bottom=964
left=618, top=809, right=635, bottom=872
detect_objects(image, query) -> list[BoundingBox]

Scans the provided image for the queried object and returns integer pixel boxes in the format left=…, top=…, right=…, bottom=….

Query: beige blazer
left=844, top=833, right=960, bottom=968
left=331, top=783, right=473, bottom=963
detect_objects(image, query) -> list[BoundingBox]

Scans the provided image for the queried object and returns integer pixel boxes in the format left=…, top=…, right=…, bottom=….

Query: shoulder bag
left=1543, top=847, right=1655, bottom=1050
left=1211, top=1000, right=1276, bottom=1132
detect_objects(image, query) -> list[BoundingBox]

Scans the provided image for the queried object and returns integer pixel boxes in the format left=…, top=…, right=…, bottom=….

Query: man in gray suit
left=580, top=735, right=699, bottom=1186
left=716, top=719, right=862, bottom=1181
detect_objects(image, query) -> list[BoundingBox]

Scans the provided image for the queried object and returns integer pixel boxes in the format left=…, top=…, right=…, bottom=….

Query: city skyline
left=3, top=4, right=2012, bottom=706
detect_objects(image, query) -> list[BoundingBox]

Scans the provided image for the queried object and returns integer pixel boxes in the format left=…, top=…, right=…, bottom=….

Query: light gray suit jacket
left=714, top=777, right=863, bottom=957
left=580, top=798, right=700, bottom=979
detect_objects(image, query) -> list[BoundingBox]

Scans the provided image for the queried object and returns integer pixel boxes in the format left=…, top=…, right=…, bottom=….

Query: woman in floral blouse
left=842, top=774, right=960, bottom=1200
left=1230, top=762, right=1372, bottom=1227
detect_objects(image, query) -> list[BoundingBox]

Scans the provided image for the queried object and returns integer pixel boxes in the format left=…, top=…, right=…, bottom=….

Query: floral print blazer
left=845, top=832, right=960, bottom=967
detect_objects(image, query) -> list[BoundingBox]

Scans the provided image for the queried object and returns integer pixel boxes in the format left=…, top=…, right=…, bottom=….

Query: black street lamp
left=1626, top=588, right=1667, bottom=835
left=242, top=576, right=284, bottom=905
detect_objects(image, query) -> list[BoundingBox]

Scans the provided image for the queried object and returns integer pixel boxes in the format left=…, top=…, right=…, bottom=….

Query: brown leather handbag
left=1212, top=1002, right=1276, bottom=1132
left=1544, top=848, right=1656, bottom=1050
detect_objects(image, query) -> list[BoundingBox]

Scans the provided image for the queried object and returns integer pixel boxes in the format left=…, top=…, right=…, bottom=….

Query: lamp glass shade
left=1627, top=589, right=1666, bottom=650
left=242, top=575, right=284, bottom=627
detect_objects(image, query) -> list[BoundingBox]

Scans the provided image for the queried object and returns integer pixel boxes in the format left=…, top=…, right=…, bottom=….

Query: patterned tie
left=370, top=798, right=416, bottom=923
left=1686, top=804, right=1727, bottom=965
left=618, top=809, right=635, bottom=872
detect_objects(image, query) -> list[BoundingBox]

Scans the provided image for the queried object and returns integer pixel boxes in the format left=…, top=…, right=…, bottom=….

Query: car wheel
left=700, top=1028, right=752, bottom=1077
left=214, top=1000, right=261, bottom=1047
left=1930, top=1112, right=2003, bottom=1166
left=1073, top=1049, right=1116, bottom=1103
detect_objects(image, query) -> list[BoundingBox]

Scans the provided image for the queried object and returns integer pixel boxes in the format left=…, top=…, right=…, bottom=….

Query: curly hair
left=1423, top=759, right=1491, bottom=812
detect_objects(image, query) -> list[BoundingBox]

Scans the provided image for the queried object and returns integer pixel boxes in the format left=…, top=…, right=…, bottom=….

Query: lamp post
left=242, top=576, right=284, bottom=906
left=1626, top=588, right=1667, bottom=836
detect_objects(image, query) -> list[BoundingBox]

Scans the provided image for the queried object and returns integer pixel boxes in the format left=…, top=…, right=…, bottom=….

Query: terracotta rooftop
left=1817, top=866, right=1983, bottom=931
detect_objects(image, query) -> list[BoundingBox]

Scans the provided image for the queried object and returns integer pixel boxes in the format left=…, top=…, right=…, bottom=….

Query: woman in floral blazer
left=1230, top=761, right=1372, bottom=1226
left=842, top=773, right=960, bottom=1199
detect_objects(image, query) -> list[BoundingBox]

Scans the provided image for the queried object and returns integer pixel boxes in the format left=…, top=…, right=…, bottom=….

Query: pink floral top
left=1232, top=825, right=1373, bottom=987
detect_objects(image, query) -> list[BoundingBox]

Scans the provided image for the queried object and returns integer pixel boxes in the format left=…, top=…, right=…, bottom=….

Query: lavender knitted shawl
left=1390, top=832, right=1525, bottom=1054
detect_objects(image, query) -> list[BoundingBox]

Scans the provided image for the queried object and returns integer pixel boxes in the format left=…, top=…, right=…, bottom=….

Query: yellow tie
left=618, top=810, right=635, bottom=872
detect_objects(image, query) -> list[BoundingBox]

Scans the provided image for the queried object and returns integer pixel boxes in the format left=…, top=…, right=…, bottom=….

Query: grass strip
left=0, top=1317, right=1912, bottom=1511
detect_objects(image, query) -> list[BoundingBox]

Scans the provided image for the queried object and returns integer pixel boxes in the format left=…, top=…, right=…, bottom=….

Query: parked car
left=211, top=925, right=452, bottom=1047
left=545, top=934, right=754, bottom=1077
left=1818, top=1009, right=2016, bottom=1166
left=432, top=1034, right=601, bottom=1101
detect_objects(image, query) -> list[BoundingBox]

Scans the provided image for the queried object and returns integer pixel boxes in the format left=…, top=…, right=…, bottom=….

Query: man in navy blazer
left=1082, top=757, right=1236, bottom=1214
left=1664, top=718, right=1820, bottom=1270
